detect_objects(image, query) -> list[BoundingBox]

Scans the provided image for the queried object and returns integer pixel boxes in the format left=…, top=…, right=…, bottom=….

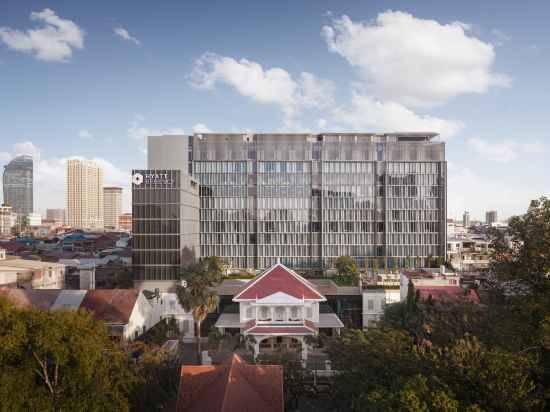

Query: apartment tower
left=66, top=159, right=104, bottom=229
left=103, top=187, right=123, bottom=230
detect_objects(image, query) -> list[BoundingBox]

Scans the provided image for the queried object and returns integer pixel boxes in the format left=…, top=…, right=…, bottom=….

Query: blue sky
left=0, top=0, right=548, bottom=219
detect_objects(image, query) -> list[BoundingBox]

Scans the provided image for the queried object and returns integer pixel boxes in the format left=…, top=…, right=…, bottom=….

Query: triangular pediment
left=255, top=291, right=304, bottom=304
left=234, top=263, right=325, bottom=301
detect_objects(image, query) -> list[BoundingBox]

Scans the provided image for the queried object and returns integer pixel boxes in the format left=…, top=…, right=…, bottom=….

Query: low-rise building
left=177, top=353, right=283, bottom=412
left=0, top=287, right=159, bottom=341
left=215, top=263, right=344, bottom=361
left=401, top=267, right=479, bottom=304
left=0, top=254, right=65, bottom=289
left=447, top=237, right=491, bottom=271
left=362, top=273, right=401, bottom=328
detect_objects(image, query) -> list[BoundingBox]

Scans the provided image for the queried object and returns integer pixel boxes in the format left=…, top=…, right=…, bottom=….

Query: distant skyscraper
left=46, top=208, right=66, bottom=224
left=103, top=187, right=123, bottom=230
left=66, top=159, right=104, bottom=229
left=486, top=210, right=498, bottom=225
left=0, top=204, right=17, bottom=237
left=3, top=155, right=33, bottom=216
left=463, top=211, right=470, bottom=228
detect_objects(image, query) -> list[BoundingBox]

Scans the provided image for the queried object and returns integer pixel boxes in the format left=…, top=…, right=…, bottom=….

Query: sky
left=0, top=0, right=548, bottom=220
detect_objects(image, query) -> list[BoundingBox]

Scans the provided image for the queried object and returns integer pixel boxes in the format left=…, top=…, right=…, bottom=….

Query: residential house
left=176, top=353, right=283, bottom=412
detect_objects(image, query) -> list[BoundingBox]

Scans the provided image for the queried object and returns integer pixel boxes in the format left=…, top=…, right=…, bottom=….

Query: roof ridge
left=224, top=357, right=276, bottom=411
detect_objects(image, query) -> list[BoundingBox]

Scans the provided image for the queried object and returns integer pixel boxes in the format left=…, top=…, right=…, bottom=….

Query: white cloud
left=0, top=142, right=131, bottom=213
left=317, top=118, right=327, bottom=129
left=467, top=138, right=544, bottom=162
left=331, top=93, right=463, bottom=140
left=447, top=167, right=544, bottom=220
left=0, top=8, right=84, bottom=62
left=192, top=123, right=212, bottom=133
left=322, top=12, right=511, bottom=107
left=114, top=27, right=140, bottom=45
left=13, top=141, right=41, bottom=157
left=189, top=52, right=335, bottom=126
left=78, top=129, right=93, bottom=140
left=491, top=28, right=511, bottom=46
left=127, top=115, right=185, bottom=154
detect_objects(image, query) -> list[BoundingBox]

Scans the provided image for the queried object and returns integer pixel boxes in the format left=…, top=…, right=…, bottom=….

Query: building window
left=367, top=300, right=374, bottom=311
left=182, top=320, right=189, bottom=333
left=246, top=306, right=254, bottom=319
left=275, top=306, right=285, bottom=321
left=306, top=307, right=313, bottom=319
left=260, top=306, right=270, bottom=321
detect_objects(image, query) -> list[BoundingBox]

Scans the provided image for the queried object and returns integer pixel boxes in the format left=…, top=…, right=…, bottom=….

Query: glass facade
left=3, top=155, right=33, bottom=215
left=132, top=169, right=200, bottom=281
left=191, top=133, right=446, bottom=271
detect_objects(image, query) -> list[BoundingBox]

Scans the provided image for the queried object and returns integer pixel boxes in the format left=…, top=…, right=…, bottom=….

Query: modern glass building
left=136, top=133, right=446, bottom=280
left=3, top=155, right=33, bottom=216
left=190, top=133, right=446, bottom=271
left=132, top=169, right=200, bottom=282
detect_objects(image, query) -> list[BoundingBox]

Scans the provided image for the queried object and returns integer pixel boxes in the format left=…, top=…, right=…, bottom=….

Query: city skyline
left=0, top=1, right=549, bottom=219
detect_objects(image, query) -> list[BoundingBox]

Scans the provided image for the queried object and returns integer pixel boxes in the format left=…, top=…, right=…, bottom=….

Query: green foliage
left=256, top=350, right=310, bottom=411
left=491, top=196, right=550, bottom=289
left=129, top=343, right=180, bottom=412
left=0, top=298, right=136, bottom=412
left=176, top=256, right=222, bottom=359
left=138, top=317, right=179, bottom=346
left=108, top=271, right=134, bottom=289
left=335, top=255, right=359, bottom=285
left=326, top=329, right=543, bottom=412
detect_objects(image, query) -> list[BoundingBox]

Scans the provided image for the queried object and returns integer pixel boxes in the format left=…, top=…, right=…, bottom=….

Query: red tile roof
left=417, top=286, right=480, bottom=304
left=235, top=264, right=325, bottom=301
left=79, top=289, right=139, bottom=324
left=177, top=354, right=283, bottom=412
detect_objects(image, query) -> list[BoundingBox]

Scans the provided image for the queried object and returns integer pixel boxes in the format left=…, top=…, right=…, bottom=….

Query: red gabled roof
left=79, top=289, right=139, bottom=324
left=177, top=353, right=283, bottom=412
left=417, top=286, right=480, bottom=304
left=234, top=263, right=325, bottom=301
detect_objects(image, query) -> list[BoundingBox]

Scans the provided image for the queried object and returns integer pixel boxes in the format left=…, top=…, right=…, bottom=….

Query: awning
left=214, top=313, right=241, bottom=329
left=319, top=313, right=344, bottom=329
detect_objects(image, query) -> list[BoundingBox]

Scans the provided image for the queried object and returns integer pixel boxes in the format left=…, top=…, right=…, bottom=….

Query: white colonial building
left=215, top=263, right=343, bottom=361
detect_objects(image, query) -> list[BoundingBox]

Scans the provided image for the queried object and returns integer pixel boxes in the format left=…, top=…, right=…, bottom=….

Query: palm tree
left=176, top=257, right=223, bottom=362
left=176, top=282, right=219, bottom=362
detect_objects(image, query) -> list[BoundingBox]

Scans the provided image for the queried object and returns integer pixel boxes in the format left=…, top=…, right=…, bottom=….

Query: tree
left=0, top=297, right=136, bottom=411
left=129, top=342, right=181, bottom=412
left=335, top=255, right=359, bottom=285
left=325, top=329, right=544, bottom=412
left=491, top=196, right=550, bottom=289
left=256, top=350, right=310, bottom=411
left=176, top=257, right=222, bottom=361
